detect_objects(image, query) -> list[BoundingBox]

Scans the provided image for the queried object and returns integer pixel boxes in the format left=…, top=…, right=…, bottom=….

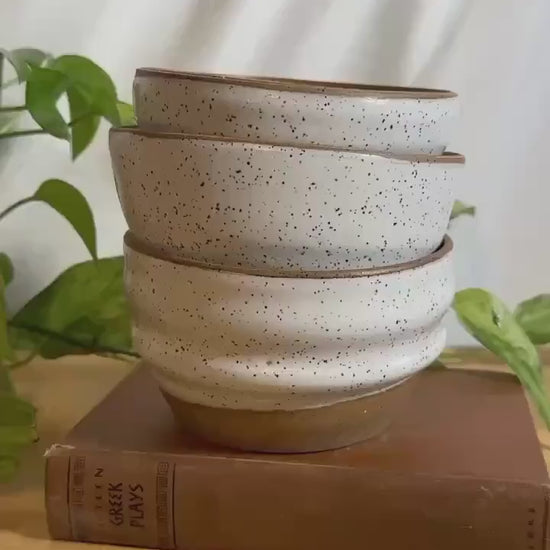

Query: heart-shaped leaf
left=0, top=253, right=13, bottom=286
left=450, top=200, right=476, bottom=221
left=0, top=391, right=36, bottom=482
left=454, top=289, right=541, bottom=380
left=66, top=87, right=100, bottom=159
left=25, top=66, right=69, bottom=139
left=0, top=182, right=95, bottom=259
left=48, top=55, right=120, bottom=126
left=515, top=294, right=550, bottom=346
left=1, top=48, right=49, bottom=81
left=0, top=392, right=35, bottom=427
left=116, top=101, right=136, bottom=126
left=33, top=179, right=97, bottom=259
left=10, top=257, right=133, bottom=358
left=0, top=358, right=36, bottom=483
left=35, top=317, right=98, bottom=358
left=453, top=288, right=550, bottom=427
left=0, top=426, right=36, bottom=447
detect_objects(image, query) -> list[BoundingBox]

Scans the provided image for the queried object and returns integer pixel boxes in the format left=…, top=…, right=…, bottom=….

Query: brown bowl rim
left=135, top=68, right=457, bottom=100
left=124, top=233, right=453, bottom=279
left=110, top=127, right=465, bottom=164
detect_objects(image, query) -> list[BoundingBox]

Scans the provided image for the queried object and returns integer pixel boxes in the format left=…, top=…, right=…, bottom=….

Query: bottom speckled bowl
left=159, top=370, right=417, bottom=452
left=124, top=233, right=454, bottom=412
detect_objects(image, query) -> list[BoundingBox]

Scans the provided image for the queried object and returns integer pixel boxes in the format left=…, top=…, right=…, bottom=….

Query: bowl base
left=161, top=377, right=417, bottom=453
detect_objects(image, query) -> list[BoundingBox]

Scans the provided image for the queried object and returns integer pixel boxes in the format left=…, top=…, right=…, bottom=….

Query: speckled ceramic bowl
left=124, top=233, right=454, bottom=416
left=133, top=69, right=458, bottom=154
left=110, top=128, right=463, bottom=272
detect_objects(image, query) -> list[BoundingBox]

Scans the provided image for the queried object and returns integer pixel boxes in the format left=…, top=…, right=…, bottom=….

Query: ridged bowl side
left=124, top=234, right=454, bottom=411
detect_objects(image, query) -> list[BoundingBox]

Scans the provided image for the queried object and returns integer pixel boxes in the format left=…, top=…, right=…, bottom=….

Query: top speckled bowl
left=133, top=69, right=459, bottom=154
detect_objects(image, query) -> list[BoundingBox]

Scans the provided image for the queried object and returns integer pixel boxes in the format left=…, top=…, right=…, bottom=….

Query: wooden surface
left=1, top=355, right=549, bottom=550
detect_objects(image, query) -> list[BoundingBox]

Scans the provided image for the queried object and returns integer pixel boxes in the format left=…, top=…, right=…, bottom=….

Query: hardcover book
left=46, top=364, right=550, bottom=550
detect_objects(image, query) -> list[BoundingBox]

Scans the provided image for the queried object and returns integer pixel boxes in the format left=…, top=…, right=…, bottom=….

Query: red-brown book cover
left=45, top=364, right=550, bottom=550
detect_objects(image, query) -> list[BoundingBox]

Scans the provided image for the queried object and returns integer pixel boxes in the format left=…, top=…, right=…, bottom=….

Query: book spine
left=46, top=447, right=175, bottom=549
left=46, top=448, right=550, bottom=550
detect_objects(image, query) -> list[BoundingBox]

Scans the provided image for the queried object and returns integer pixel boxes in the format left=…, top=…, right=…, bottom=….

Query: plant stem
left=0, top=197, right=34, bottom=222
left=96, top=352, right=138, bottom=363
left=8, top=321, right=140, bottom=359
left=0, top=115, right=85, bottom=140
left=0, top=52, right=3, bottom=106
left=0, top=129, right=46, bottom=140
left=8, top=351, right=37, bottom=369
left=0, top=105, right=26, bottom=113
left=527, top=376, right=550, bottom=430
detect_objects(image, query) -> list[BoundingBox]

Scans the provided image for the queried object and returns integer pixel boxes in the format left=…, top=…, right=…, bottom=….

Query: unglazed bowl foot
left=161, top=376, right=417, bottom=453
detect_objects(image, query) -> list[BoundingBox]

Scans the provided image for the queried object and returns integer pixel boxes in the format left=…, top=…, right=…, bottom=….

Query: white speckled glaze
left=133, top=69, right=459, bottom=155
left=110, top=128, right=463, bottom=272
left=124, top=233, right=454, bottom=411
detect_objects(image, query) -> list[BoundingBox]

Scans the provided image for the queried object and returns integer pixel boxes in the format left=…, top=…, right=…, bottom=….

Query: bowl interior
left=135, top=68, right=457, bottom=99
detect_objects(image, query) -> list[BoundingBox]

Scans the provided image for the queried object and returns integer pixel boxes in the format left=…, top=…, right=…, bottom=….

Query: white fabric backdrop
left=1, top=0, right=549, bottom=345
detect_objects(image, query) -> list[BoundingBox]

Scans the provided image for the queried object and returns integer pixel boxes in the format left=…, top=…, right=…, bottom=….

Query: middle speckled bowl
left=124, top=232, right=454, bottom=413
left=110, top=128, right=463, bottom=273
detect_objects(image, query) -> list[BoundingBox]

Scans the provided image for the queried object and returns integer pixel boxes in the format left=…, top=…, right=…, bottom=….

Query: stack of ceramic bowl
left=109, top=69, right=463, bottom=452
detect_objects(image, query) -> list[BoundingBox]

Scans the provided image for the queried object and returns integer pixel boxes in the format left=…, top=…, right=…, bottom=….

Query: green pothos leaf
left=1, top=181, right=96, bottom=259
left=450, top=200, right=476, bottom=221
left=515, top=294, right=550, bottom=346
left=0, top=274, right=13, bottom=362
left=10, top=257, right=133, bottom=358
left=0, top=253, right=14, bottom=286
left=25, top=66, right=69, bottom=139
left=33, top=179, right=97, bottom=259
left=48, top=55, right=120, bottom=125
left=0, top=390, right=37, bottom=482
left=0, top=321, right=36, bottom=482
left=453, top=288, right=550, bottom=427
left=116, top=101, right=136, bottom=126
left=0, top=48, right=49, bottom=81
left=67, top=87, right=100, bottom=160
